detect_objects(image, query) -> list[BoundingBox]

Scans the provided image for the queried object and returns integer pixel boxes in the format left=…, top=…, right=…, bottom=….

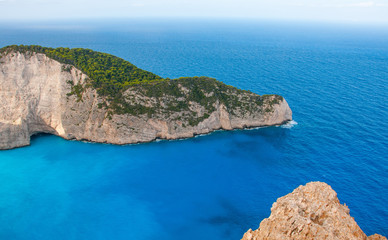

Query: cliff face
left=242, top=182, right=386, bottom=240
left=0, top=51, right=292, bottom=149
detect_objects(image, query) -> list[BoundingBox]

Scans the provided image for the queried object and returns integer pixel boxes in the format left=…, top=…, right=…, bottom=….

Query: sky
left=0, top=0, right=388, bottom=23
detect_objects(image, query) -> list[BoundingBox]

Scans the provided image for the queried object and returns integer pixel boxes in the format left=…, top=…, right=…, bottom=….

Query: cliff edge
left=0, top=46, right=292, bottom=149
left=242, top=182, right=386, bottom=240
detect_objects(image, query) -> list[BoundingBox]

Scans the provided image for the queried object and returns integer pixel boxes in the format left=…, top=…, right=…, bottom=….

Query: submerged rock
left=242, top=182, right=386, bottom=240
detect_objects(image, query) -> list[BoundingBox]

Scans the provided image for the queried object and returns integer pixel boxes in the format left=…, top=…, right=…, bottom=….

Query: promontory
left=0, top=45, right=292, bottom=149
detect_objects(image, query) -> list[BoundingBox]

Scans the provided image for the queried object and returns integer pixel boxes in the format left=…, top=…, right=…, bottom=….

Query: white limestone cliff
left=0, top=51, right=292, bottom=149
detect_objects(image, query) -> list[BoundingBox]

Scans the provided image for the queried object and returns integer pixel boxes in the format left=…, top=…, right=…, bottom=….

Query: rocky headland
left=242, top=182, right=386, bottom=240
left=0, top=45, right=292, bottom=149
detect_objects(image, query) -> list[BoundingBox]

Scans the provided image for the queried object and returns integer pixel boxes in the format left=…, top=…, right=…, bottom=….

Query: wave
left=281, top=120, right=298, bottom=129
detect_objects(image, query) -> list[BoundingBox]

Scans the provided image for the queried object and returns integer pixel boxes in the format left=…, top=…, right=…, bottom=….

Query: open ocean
left=0, top=20, right=387, bottom=239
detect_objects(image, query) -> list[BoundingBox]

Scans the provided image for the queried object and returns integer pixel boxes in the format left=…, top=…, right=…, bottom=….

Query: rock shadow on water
left=218, top=127, right=289, bottom=165
left=198, top=198, right=252, bottom=238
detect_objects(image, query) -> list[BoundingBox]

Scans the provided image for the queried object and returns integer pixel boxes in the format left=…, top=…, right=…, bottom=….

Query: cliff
left=0, top=47, right=292, bottom=150
left=242, top=182, right=386, bottom=240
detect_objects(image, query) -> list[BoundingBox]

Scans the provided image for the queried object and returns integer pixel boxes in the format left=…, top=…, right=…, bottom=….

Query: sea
left=0, top=19, right=387, bottom=240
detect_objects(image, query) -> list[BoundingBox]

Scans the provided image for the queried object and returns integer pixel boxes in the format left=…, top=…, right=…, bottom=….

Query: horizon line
left=1, top=17, right=388, bottom=26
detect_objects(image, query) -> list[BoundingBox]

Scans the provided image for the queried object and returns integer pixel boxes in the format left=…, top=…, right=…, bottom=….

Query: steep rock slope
left=242, top=182, right=386, bottom=240
left=0, top=50, right=292, bottom=149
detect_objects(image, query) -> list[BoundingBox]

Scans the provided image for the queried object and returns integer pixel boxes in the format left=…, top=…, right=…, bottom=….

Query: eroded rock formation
left=242, top=182, right=386, bottom=240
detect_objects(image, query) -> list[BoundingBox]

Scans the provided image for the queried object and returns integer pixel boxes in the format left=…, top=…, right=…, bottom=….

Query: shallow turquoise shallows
left=0, top=20, right=387, bottom=239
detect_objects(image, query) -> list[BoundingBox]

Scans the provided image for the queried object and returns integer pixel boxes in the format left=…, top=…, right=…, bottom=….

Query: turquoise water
left=0, top=20, right=387, bottom=239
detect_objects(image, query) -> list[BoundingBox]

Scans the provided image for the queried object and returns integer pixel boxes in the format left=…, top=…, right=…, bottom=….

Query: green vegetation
left=113, top=77, right=265, bottom=126
left=0, top=45, right=283, bottom=126
left=262, top=94, right=283, bottom=105
left=66, top=80, right=84, bottom=102
left=0, top=45, right=162, bottom=97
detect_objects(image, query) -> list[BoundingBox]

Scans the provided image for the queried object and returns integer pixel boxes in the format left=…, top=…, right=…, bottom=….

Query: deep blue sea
left=0, top=20, right=387, bottom=239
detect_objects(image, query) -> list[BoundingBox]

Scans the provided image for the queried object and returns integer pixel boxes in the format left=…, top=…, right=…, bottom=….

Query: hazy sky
left=1, top=0, right=388, bottom=23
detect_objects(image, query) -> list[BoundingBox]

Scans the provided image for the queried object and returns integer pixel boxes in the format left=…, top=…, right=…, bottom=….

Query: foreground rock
left=0, top=50, right=292, bottom=150
left=242, top=182, right=386, bottom=240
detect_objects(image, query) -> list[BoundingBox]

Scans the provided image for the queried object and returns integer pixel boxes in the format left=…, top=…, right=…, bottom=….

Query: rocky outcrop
left=242, top=182, right=386, bottom=240
left=0, top=51, right=292, bottom=149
